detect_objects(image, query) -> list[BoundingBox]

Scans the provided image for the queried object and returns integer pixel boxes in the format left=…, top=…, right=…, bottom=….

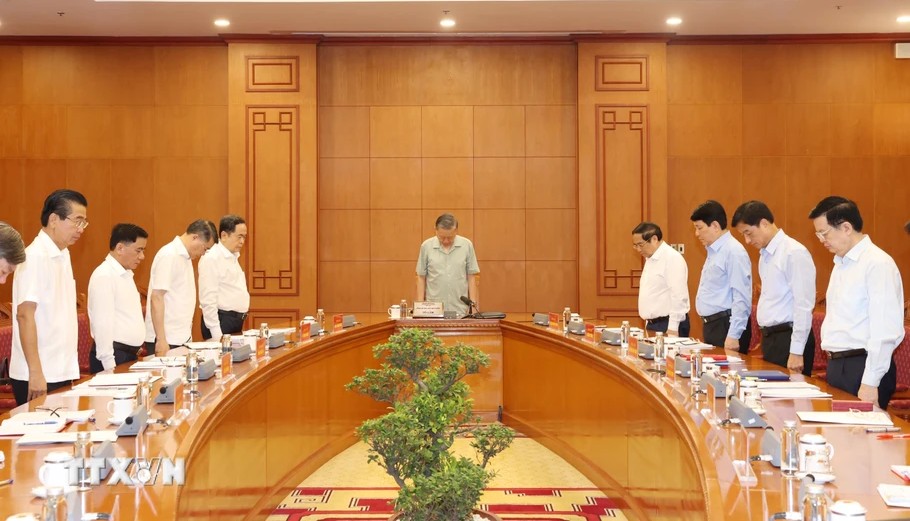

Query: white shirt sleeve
left=88, top=270, right=117, bottom=371
left=667, top=253, right=690, bottom=333
left=197, top=256, right=222, bottom=339
left=787, top=248, right=816, bottom=356
left=862, top=259, right=905, bottom=387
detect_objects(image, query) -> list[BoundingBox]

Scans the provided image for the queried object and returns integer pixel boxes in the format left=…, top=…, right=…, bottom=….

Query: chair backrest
left=892, top=327, right=910, bottom=391
left=811, top=311, right=827, bottom=372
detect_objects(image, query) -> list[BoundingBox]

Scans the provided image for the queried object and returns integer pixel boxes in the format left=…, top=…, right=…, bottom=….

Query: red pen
left=877, top=434, right=910, bottom=440
left=892, top=468, right=910, bottom=483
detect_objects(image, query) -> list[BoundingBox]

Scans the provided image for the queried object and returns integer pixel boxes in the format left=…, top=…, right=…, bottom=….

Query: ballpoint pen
left=876, top=433, right=910, bottom=440
left=0, top=478, right=12, bottom=486
left=867, top=426, right=901, bottom=433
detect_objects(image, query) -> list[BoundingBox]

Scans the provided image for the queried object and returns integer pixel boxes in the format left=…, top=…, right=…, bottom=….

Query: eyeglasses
left=67, top=216, right=89, bottom=230
left=632, top=241, right=647, bottom=249
left=814, top=226, right=837, bottom=241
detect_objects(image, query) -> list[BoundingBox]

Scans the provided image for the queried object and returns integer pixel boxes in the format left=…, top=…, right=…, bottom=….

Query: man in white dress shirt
left=11, top=189, right=88, bottom=405
left=632, top=222, right=690, bottom=337
left=810, top=196, right=904, bottom=409
left=144, top=220, right=216, bottom=356
left=87, top=223, right=148, bottom=373
left=733, top=201, right=816, bottom=376
left=199, top=215, right=250, bottom=340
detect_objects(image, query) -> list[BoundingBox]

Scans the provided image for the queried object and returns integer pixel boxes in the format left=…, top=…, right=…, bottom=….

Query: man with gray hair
left=0, top=222, right=26, bottom=283
left=145, top=219, right=216, bottom=356
left=416, top=213, right=480, bottom=316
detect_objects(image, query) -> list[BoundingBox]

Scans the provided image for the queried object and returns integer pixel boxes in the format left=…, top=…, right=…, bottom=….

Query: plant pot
left=388, top=509, right=502, bottom=521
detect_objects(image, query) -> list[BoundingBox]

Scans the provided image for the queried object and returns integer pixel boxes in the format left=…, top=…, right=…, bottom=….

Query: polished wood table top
left=0, top=318, right=908, bottom=520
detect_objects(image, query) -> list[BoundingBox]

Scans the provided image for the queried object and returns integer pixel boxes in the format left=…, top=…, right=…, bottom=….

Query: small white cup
left=388, top=304, right=401, bottom=320
left=38, top=451, right=74, bottom=488
left=106, top=391, right=136, bottom=422
left=831, top=500, right=866, bottom=521
left=703, top=362, right=718, bottom=376
left=799, top=433, right=835, bottom=472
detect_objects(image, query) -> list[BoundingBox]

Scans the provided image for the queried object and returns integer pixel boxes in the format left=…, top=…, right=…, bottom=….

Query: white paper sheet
left=16, top=430, right=118, bottom=445
left=797, top=410, right=893, bottom=426
left=878, top=483, right=910, bottom=507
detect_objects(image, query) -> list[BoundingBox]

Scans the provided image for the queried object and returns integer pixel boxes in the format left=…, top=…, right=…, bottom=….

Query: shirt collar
left=214, top=241, right=239, bottom=259
left=835, top=235, right=871, bottom=266
left=649, top=241, right=669, bottom=261
left=707, top=231, right=730, bottom=253
left=172, top=236, right=191, bottom=259
left=433, top=236, right=461, bottom=249
left=104, top=253, right=131, bottom=277
left=761, top=228, right=786, bottom=257
left=36, top=229, right=65, bottom=258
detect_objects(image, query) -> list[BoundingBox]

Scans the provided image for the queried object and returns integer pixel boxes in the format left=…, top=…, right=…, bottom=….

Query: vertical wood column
left=577, top=42, right=669, bottom=325
left=228, top=41, right=318, bottom=326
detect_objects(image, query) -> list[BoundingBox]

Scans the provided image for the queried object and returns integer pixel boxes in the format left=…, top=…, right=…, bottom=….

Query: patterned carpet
left=267, top=438, right=628, bottom=521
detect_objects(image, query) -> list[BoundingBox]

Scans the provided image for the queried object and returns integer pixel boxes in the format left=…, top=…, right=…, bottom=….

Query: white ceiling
left=0, top=0, right=909, bottom=38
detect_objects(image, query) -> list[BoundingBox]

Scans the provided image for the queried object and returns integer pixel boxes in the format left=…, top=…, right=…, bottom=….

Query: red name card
left=629, top=336, right=639, bottom=356
left=221, top=352, right=232, bottom=379
left=256, top=337, right=266, bottom=360
left=299, top=322, right=311, bottom=341
left=333, top=314, right=344, bottom=333
left=548, top=312, right=560, bottom=332
left=584, top=323, right=596, bottom=342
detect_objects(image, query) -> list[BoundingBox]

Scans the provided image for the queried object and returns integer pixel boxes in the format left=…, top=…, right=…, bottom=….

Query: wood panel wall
left=0, top=45, right=229, bottom=306
left=316, top=44, right=579, bottom=316
left=666, top=43, right=910, bottom=339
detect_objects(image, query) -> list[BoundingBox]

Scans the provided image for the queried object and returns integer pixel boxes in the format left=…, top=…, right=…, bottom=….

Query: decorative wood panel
left=247, top=308, right=299, bottom=330
left=247, top=105, right=300, bottom=295
left=595, top=104, right=650, bottom=296
left=595, top=56, right=649, bottom=92
left=246, top=56, right=299, bottom=93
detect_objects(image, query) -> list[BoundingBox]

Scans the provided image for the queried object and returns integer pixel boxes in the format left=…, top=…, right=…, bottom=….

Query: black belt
left=702, top=309, right=731, bottom=324
left=828, top=348, right=866, bottom=360
left=761, top=322, right=793, bottom=336
left=220, top=309, right=248, bottom=320
left=112, top=341, right=142, bottom=355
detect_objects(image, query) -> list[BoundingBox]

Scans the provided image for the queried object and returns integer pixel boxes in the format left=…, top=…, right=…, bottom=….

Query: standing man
left=11, top=189, right=88, bottom=405
left=690, top=201, right=753, bottom=352
left=416, top=213, right=480, bottom=316
left=0, top=222, right=26, bottom=283
left=732, top=201, right=816, bottom=375
left=87, top=224, right=149, bottom=373
left=632, top=222, right=690, bottom=337
left=810, top=196, right=904, bottom=409
left=144, top=220, right=216, bottom=356
left=198, top=215, right=250, bottom=340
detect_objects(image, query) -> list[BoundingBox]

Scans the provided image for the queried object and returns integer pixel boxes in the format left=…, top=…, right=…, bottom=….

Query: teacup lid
left=44, top=450, right=73, bottom=463
left=831, top=499, right=867, bottom=514
left=112, top=391, right=136, bottom=400
left=800, top=433, right=826, bottom=443
left=304, top=316, right=315, bottom=321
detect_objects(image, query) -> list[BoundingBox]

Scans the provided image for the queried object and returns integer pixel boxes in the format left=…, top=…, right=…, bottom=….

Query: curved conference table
left=1, top=318, right=909, bottom=520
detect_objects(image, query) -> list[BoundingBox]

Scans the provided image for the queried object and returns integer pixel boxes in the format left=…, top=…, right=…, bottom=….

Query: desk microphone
left=460, top=295, right=476, bottom=308
left=460, top=295, right=478, bottom=318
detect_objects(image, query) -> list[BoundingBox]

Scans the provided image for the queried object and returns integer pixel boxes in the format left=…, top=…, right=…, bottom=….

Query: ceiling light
left=440, top=11, right=456, bottom=28
left=898, top=15, right=910, bottom=23
left=214, top=18, right=230, bottom=28
left=666, top=17, right=682, bottom=26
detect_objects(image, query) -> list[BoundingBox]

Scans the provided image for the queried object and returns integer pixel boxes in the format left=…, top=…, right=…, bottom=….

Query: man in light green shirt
left=415, top=214, right=480, bottom=316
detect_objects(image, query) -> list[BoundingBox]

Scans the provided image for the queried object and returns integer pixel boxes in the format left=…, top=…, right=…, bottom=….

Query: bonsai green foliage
left=346, top=328, right=515, bottom=521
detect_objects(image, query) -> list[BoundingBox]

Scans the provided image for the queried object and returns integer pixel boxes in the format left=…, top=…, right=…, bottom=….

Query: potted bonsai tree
left=346, top=327, right=515, bottom=521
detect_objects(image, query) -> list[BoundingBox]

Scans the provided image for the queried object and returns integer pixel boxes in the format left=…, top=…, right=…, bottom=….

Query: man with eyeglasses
left=732, top=201, right=816, bottom=376
left=144, top=220, right=216, bottom=357
left=416, top=213, right=479, bottom=317
left=810, top=196, right=904, bottom=409
left=632, top=222, right=690, bottom=337
left=10, top=189, right=88, bottom=405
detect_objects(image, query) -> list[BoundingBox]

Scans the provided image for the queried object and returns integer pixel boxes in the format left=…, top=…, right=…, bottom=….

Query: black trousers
left=11, top=378, right=72, bottom=406
left=646, top=314, right=691, bottom=337
left=89, top=341, right=141, bottom=374
left=761, top=326, right=815, bottom=377
left=826, top=352, right=897, bottom=410
left=200, top=309, right=247, bottom=340
left=703, top=313, right=753, bottom=353
left=144, top=340, right=184, bottom=354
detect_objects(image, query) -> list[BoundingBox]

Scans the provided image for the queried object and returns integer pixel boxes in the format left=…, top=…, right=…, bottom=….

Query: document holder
left=637, top=342, right=654, bottom=358
left=268, top=332, right=286, bottom=348
left=155, top=374, right=184, bottom=404
left=343, top=314, right=356, bottom=328
left=760, top=427, right=781, bottom=467
left=729, top=396, right=767, bottom=428
left=532, top=313, right=549, bottom=326
left=198, top=358, right=216, bottom=381
left=567, top=321, right=586, bottom=335
left=477, top=311, right=506, bottom=319
left=115, top=405, right=149, bottom=436
left=232, top=344, right=252, bottom=363
left=675, top=355, right=691, bottom=377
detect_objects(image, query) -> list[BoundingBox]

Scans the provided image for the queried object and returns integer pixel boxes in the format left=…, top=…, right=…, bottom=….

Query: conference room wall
left=316, top=44, right=580, bottom=315
left=0, top=45, right=229, bottom=310
left=666, top=42, right=910, bottom=340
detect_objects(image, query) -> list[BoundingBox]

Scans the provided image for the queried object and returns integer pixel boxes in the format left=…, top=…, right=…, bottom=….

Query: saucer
left=31, top=485, right=78, bottom=498
left=108, top=417, right=126, bottom=426
left=796, top=471, right=836, bottom=483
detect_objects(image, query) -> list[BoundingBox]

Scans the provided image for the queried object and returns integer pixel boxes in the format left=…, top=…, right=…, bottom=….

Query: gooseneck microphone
left=460, top=295, right=478, bottom=318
